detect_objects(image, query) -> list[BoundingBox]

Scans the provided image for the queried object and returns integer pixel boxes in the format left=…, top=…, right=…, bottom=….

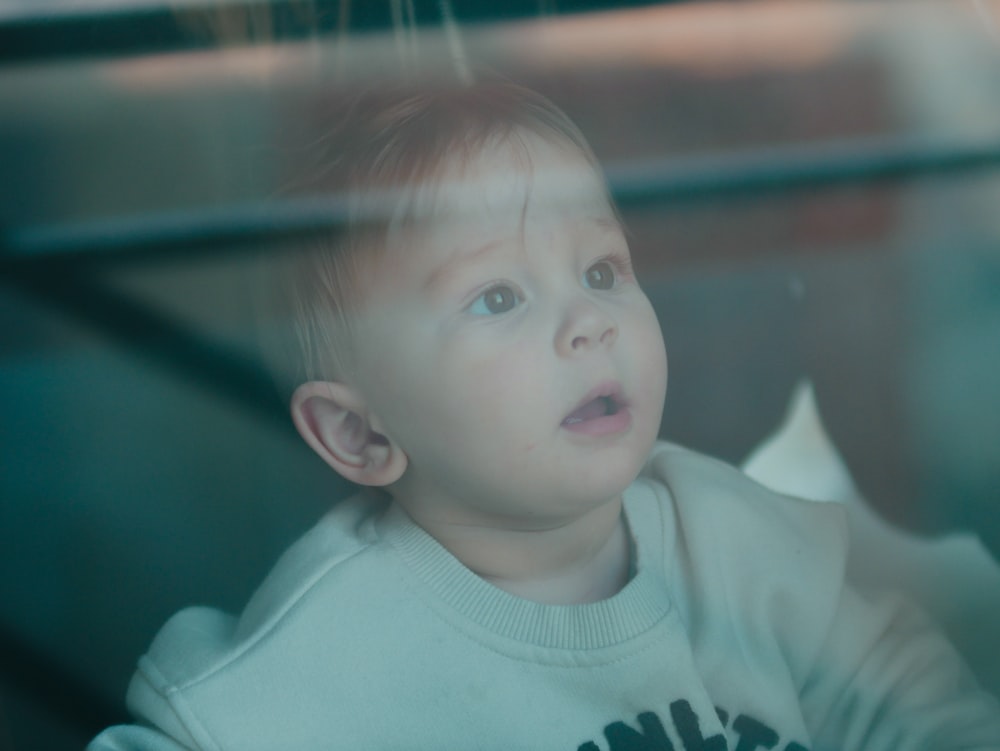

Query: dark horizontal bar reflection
left=4, top=133, right=1000, bottom=271
left=0, top=0, right=669, bottom=64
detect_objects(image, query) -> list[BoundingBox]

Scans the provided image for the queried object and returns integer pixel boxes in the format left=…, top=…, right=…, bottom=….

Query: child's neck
left=400, top=496, right=631, bottom=605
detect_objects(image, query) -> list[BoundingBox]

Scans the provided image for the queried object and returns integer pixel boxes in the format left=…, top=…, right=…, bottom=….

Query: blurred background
left=2, top=1, right=999, bottom=748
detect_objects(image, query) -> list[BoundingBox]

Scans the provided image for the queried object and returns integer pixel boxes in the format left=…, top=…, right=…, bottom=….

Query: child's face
left=348, top=131, right=668, bottom=529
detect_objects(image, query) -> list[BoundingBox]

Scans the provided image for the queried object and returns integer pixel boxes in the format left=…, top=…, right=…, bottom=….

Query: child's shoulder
left=632, top=441, right=850, bottom=611
left=632, top=442, right=852, bottom=677
left=135, top=495, right=386, bottom=693
left=638, top=440, right=849, bottom=549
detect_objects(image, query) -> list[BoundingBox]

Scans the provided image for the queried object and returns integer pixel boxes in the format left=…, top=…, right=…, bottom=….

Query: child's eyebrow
left=590, top=216, right=623, bottom=234
left=423, top=238, right=506, bottom=293
left=422, top=214, right=622, bottom=294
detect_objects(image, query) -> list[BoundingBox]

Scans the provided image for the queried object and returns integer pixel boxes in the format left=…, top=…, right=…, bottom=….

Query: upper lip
left=562, top=380, right=627, bottom=423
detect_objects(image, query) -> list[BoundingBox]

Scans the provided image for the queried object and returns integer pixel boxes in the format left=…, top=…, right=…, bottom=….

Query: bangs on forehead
left=342, top=82, right=604, bottom=233
left=383, top=130, right=547, bottom=234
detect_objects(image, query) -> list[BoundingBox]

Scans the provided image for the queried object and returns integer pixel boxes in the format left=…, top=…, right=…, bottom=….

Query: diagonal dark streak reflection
left=2, top=266, right=295, bottom=438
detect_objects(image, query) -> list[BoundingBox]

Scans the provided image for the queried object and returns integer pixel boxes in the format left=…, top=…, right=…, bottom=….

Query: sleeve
left=87, top=725, right=196, bottom=751
left=85, top=607, right=236, bottom=751
left=801, top=582, right=1000, bottom=751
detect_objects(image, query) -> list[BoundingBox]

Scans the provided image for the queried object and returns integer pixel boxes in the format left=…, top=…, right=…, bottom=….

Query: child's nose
left=556, top=300, right=618, bottom=356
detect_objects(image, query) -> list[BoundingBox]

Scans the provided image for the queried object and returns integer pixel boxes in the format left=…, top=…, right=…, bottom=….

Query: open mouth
left=561, top=386, right=631, bottom=436
left=562, top=394, right=622, bottom=426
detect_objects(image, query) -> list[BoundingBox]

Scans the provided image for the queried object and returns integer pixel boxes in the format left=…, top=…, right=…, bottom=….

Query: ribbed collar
left=375, top=483, right=671, bottom=650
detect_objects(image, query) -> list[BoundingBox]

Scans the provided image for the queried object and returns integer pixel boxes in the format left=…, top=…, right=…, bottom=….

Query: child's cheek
left=460, top=336, right=543, bottom=421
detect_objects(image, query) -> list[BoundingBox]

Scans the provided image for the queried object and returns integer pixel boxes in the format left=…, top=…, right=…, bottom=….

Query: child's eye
left=584, top=260, right=616, bottom=290
left=467, top=285, right=521, bottom=316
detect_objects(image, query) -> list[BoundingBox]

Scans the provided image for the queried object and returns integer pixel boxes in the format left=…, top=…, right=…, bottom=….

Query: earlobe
left=290, top=381, right=407, bottom=487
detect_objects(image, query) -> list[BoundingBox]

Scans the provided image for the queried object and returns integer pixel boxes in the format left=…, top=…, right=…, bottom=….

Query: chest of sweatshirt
left=131, top=475, right=820, bottom=751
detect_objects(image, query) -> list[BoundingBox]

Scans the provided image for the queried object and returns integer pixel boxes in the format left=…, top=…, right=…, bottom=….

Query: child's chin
left=613, top=442, right=655, bottom=485
left=577, top=456, right=645, bottom=497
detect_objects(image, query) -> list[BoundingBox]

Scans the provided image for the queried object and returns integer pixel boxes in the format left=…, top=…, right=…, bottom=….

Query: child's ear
left=290, top=381, right=407, bottom=487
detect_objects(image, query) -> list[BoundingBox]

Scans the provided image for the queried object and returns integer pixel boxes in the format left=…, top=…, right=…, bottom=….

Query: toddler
left=90, top=80, right=1000, bottom=751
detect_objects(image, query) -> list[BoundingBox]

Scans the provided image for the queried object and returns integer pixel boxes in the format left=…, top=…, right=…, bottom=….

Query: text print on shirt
left=577, top=701, right=810, bottom=751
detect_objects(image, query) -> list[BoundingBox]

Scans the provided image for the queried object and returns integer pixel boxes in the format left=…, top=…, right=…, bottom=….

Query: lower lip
left=561, top=407, right=632, bottom=436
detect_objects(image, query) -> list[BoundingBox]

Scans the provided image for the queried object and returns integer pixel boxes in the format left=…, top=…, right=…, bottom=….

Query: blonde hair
left=271, top=79, right=604, bottom=387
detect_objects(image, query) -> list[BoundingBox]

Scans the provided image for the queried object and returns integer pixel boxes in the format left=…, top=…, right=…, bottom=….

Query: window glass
left=2, top=3, right=999, bottom=748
